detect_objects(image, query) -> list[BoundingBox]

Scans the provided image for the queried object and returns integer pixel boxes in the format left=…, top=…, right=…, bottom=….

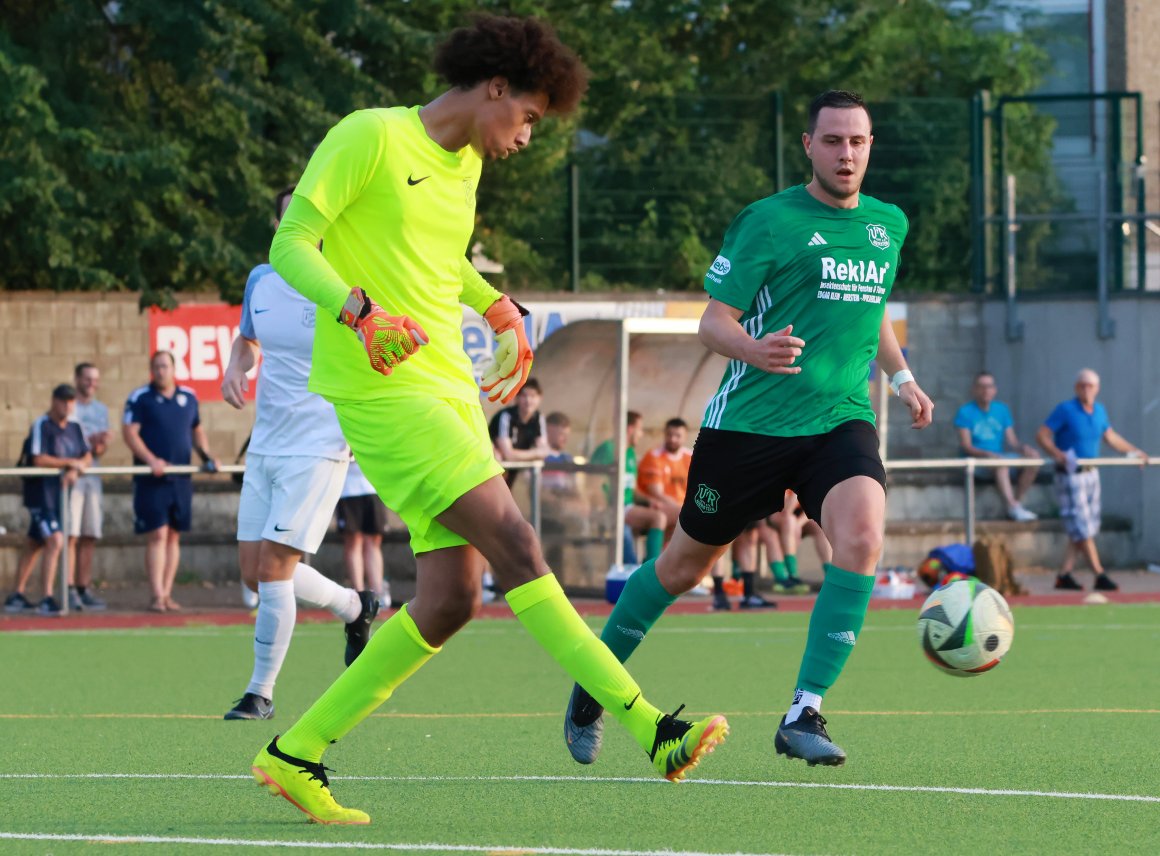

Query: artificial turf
left=2, top=603, right=1158, bottom=854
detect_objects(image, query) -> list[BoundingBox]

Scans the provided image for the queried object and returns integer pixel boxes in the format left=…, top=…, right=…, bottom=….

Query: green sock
left=279, top=604, right=439, bottom=762
left=785, top=554, right=799, bottom=579
left=770, top=561, right=789, bottom=584
left=507, top=574, right=662, bottom=752
left=796, top=564, right=875, bottom=695
left=645, top=528, right=665, bottom=561
left=599, top=559, right=676, bottom=663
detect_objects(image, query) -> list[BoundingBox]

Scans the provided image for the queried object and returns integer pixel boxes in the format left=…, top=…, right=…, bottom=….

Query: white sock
left=246, top=580, right=296, bottom=700
left=292, top=562, right=361, bottom=623
left=785, top=688, right=824, bottom=724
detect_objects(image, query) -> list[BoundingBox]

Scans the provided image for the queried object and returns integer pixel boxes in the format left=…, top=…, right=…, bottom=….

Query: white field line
left=0, top=833, right=799, bottom=856
left=2, top=773, right=1158, bottom=804
left=1, top=707, right=1158, bottom=721
left=5, top=621, right=1160, bottom=639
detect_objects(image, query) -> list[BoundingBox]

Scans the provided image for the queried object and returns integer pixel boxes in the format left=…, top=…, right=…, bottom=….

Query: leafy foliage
left=0, top=0, right=1052, bottom=303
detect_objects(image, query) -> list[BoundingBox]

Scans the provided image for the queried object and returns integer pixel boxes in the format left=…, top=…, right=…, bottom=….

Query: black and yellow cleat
left=648, top=705, right=729, bottom=782
left=251, top=737, right=370, bottom=825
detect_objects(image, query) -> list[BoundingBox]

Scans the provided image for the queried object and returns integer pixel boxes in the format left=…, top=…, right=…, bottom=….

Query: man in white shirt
left=68, top=362, right=110, bottom=610
left=220, top=187, right=378, bottom=721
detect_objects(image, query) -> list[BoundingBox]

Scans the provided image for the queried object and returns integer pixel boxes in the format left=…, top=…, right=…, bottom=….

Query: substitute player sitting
left=565, top=90, right=933, bottom=768
left=220, top=186, right=379, bottom=722
left=249, top=15, right=728, bottom=825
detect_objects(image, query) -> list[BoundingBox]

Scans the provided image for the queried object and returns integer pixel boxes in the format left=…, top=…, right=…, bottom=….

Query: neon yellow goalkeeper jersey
left=293, top=107, right=485, bottom=403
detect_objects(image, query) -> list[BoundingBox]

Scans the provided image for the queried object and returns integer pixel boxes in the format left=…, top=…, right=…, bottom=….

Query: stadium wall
left=1, top=291, right=1157, bottom=586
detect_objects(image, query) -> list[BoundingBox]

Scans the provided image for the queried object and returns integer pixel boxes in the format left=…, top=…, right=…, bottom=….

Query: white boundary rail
left=0, top=461, right=543, bottom=617
left=1, top=454, right=1153, bottom=614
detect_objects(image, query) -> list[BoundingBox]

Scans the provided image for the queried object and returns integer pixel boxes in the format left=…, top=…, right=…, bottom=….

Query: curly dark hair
left=434, top=14, right=588, bottom=115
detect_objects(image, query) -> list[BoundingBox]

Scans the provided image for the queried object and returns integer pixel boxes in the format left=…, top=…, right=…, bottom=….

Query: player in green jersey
left=248, top=15, right=728, bottom=825
left=564, top=90, right=933, bottom=767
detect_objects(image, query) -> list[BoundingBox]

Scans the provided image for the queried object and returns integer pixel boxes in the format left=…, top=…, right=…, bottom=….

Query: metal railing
left=0, top=461, right=544, bottom=617
left=884, top=456, right=1158, bottom=544
left=2, top=456, right=1154, bottom=613
left=0, top=464, right=244, bottom=617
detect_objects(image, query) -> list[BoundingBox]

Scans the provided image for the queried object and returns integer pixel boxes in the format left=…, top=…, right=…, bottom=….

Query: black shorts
left=133, top=477, right=193, bottom=534
left=336, top=494, right=388, bottom=536
left=679, top=420, right=886, bottom=546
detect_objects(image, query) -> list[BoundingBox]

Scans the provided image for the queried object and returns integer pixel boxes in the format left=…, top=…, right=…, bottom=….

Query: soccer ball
left=916, top=578, right=1014, bottom=676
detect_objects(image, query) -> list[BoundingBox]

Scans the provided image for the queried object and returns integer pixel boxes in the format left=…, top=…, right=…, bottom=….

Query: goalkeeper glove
left=338, top=287, right=429, bottom=376
left=480, top=295, right=532, bottom=404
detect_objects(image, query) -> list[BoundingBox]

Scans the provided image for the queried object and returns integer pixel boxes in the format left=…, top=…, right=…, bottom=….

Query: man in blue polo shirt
left=4, top=384, right=91, bottom=616
left=1036, top=368, right=1146, bottom=592
left=954, top=371, right=1041, bottom=522
left=123, top=351, right=219, bottom=612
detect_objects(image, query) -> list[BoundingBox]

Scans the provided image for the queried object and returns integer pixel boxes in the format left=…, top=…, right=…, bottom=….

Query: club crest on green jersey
left=694, top=483, right=720, bottom=514
left=866, top=224, right=890, bottom=250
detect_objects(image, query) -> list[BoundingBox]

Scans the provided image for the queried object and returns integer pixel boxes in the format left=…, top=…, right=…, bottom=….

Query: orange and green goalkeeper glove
left=338, top=287, right=429, bottom=376
left=480, top=295, right=532, bottom=404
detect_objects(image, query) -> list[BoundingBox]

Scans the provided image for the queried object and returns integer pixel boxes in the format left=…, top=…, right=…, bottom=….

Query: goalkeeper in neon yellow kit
left=249, top=15, right=729, bottom=825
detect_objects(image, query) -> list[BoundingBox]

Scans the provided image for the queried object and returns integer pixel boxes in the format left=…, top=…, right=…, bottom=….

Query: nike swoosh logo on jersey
left=407, top=174, right=430, bottom=186
left=254, top=308, right=271, bottom=314
left=273, top=524, right=291, bottom=532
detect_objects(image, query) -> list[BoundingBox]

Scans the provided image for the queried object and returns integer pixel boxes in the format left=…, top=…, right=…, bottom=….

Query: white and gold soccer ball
left=916, top=578, right=1014, bottom=676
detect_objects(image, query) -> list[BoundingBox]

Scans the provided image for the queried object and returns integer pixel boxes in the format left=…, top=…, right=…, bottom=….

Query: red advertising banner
left=149, top=304, right=256, bottom=402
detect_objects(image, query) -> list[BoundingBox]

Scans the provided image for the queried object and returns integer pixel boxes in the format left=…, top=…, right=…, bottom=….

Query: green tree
left=1, top=0, right=1056, bottom=302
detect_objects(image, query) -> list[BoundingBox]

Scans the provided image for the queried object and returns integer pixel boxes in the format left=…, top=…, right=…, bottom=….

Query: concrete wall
left=3, top=291, right=1158, bottom=581
left=0, top=292, right=254, bottom=471
left=892, top=293, right=1160, bottom=562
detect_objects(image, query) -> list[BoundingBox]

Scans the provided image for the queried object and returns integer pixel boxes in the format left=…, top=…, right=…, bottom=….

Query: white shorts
left=237, top=453, right=348, bottom=554
left=68, top=477, right=104, bottom=538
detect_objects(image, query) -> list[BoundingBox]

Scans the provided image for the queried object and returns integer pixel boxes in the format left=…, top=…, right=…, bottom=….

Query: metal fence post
left=1097, top=170, right=1116, bottom=339
left=1003, top=174, right=1024, bottom=341
left=530, top=465, right=542, bottom=538
left=569, top=162, right=580, bottom=293
left=964, top=458, right=977, bottom=546
left=59, top=477, right=71, bottom=616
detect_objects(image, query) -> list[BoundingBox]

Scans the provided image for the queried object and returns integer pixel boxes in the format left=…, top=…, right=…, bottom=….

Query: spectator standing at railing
left=68, top=362, right=110, bottom=610
left=122, top=351, right=219, bottom=612
left=1036, top=368, right=1147, bottom=592
left=488, top=376, right=549, bottom=484
left=954, top=371, right=1040, bottom=522
left=589, top=410, right=667, bottom=566
left=4, top=384, right=91, bottom=616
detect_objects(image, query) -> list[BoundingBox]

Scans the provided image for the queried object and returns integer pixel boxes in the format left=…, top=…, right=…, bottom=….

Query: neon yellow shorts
left=332, top=395, right=504, bottom=554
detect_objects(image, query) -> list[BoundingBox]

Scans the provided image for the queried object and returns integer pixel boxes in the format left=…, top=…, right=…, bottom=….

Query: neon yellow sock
left=279, top=604, right=439, bottom=762
left=507, top=574, right=662, bottom=752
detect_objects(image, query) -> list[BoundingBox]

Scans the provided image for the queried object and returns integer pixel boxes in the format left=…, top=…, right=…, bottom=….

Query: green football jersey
left=590, top=439, right=637, bottom=505
left=702, top=184, right=908, bottom=437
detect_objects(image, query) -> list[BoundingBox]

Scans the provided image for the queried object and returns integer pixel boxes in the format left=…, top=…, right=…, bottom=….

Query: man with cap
left=4, top=384, right=91, bottom=616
